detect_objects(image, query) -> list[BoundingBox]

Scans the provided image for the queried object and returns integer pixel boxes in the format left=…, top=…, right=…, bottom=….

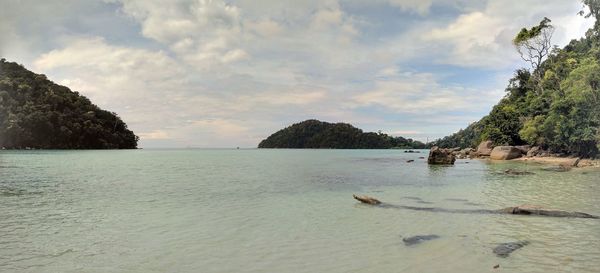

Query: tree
left=580, top=0, right=600, bottom=20
left=513, top=17, right=555, bottom=94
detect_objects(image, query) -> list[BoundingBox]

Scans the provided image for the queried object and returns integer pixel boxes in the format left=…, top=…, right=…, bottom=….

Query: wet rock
left=475, top=140, right=494, bottom=157
left=504, top=169, right=535, bottom=175
left=427, top=146, right=456, bottom=165
left=493, top=241, right=529, bottom=257
left=490, top=146, right=522, bottom=160
left=406, top=160, right=415, bottom=163
left=402, top=235, right=440, bottom=246
left=499, top=205, right=600, bottom=219
left=353, top=194, right=381, bottom=205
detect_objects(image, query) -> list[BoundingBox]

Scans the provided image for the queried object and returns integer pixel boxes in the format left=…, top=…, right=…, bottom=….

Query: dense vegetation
left=434, top=2, right=600, bottom=158
left=0, top=59, right=138, bottom=149
left=258, top=120, right=427, bottom=149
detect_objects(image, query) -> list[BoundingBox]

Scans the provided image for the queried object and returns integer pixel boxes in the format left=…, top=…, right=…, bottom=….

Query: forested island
left=258, top=119, right=426, bottom=149
left=434, top=2, right=600, bottom=158
left=0, top=59, right=138, bottom=149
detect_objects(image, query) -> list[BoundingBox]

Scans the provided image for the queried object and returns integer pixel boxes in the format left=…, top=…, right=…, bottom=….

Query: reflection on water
left=0, top=149, right=599, bottom=273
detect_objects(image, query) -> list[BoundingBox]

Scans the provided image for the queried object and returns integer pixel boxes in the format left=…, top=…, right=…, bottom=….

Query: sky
left=0, top=0, right=595, bottom=148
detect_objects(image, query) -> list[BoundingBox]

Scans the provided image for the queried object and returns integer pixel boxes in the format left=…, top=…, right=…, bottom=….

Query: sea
left=1, top=149, right=599, bottom=273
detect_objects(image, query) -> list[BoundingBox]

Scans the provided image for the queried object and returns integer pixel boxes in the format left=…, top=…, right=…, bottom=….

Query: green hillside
left=258, top=119, right=426, bottom=149
left=435, top=2, right=600, bottom=158
left=0, top=59, right=138, bottom=149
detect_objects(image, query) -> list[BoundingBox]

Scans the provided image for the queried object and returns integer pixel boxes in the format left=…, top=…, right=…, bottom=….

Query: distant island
left=434, top=7, right=600, bottom=158
left=0, top=59, right=138, bottom=149
left=258, top=119, right=426, bottom=149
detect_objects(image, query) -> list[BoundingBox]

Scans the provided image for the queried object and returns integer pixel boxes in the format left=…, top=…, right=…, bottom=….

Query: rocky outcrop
left=526, top=146, right=550, bottom=157
left=453, top=148, right=475, bottom=159
left=428, top=147, right=456, bottom=165
left=490, top=146, right=522, bottom=160
left=475, top=140, right=494, bottom=156
left=515, top=145, right=531, bottom=154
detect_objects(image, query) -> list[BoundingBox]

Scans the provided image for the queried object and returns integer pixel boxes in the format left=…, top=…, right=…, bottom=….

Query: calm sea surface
left=1, top=149, right=599, bottom=273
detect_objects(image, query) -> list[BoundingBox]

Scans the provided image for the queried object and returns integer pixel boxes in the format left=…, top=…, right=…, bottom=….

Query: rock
left=562, top=157, right=581, bottom=167
left=352, top=195, right=600, bottom=219
left=460, top=148, right=474, bottom=157
left=493, top=241, right=529, bottom=257
left=427, top=146, right=456, bottom=165
left=406, top=160, right=415, bottom=163
left=353, top=194, right=381, bottom=205
left=504, top=169, right=534, bottom=175
left=499, top=205, right=600, bottom=219
left=490, top=146, right=522, bottom=160
left=527, top=146, right=540, bottom=157
left=476, top=140, right=494, bottom=156
left=402, top=235, right=440, bottom=246
left=542, top=165, right=572, bottom=172
left=514, top=145, right=531, bottom=154
left=493, top=264, right=500, bottom=269
left=418, top=157, right=425, bottom=159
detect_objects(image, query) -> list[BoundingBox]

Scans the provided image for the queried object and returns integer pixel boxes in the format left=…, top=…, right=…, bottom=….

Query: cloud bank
left=0, top=0, right=594, bottom=147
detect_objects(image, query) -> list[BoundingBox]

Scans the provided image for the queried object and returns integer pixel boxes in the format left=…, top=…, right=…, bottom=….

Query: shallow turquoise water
left=1, top=149, right=599, bottom=272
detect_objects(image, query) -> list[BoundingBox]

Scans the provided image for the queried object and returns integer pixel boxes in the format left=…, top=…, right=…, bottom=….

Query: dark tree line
left=258, top=119, right=426, bottom=149
left=0, top=59, right=138, bottom=149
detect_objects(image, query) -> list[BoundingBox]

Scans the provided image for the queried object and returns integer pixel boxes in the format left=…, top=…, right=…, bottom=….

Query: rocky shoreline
left=428, top=140, right=600, bottom=169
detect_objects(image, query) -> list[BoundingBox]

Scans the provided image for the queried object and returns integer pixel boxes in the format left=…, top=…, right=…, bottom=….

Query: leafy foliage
left=0, top=59, right=138, bottom=149
left=435, top=2, right=600, bottom=157
left=258, top=120, right=427, bottom=149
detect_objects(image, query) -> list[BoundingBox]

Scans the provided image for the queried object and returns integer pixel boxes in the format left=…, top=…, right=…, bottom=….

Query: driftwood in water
left=353, top=195, right=599, bottom=219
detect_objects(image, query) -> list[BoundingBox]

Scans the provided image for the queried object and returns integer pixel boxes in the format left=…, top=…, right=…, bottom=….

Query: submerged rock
left=493, top=241, right=529, bottom=257
left=427, top=146, right=456, bottom=165
left=490, top=146, right=522, bottom=160
left=499, top=205, right=600, bottom=219
left=542, top=165, right=572, bottom=172
left=504, top=169, right=535, bottom=175
left=353, top=195, right=600, bottom=219
left=406, top=160, right=415, bottom=163
left=402, top=235, right=440, bottom=246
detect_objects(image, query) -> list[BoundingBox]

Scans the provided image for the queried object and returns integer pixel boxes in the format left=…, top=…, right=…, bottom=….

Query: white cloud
left=352, top=72, right=502, bottom=113
left=5, top=0, right=595, bottom=147
left=388, top=0, right=433, bottom=15
left=423, top=0, right=595, bottom=68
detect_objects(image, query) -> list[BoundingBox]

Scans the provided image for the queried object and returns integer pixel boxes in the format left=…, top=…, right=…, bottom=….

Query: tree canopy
left=0, top=59, right=138, bottom=149
left=258, top=120, right=427, bottom=149
left=434, top=1, right=600, bottom=158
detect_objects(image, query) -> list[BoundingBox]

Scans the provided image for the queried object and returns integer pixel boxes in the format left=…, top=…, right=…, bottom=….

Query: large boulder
left=476, top=140, right=494, bottom=156
left=490, top=146, right=522, bottom=160
left=428, top=146, right=456, bottom=165
left=514, top=145, right=531, bottom=154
